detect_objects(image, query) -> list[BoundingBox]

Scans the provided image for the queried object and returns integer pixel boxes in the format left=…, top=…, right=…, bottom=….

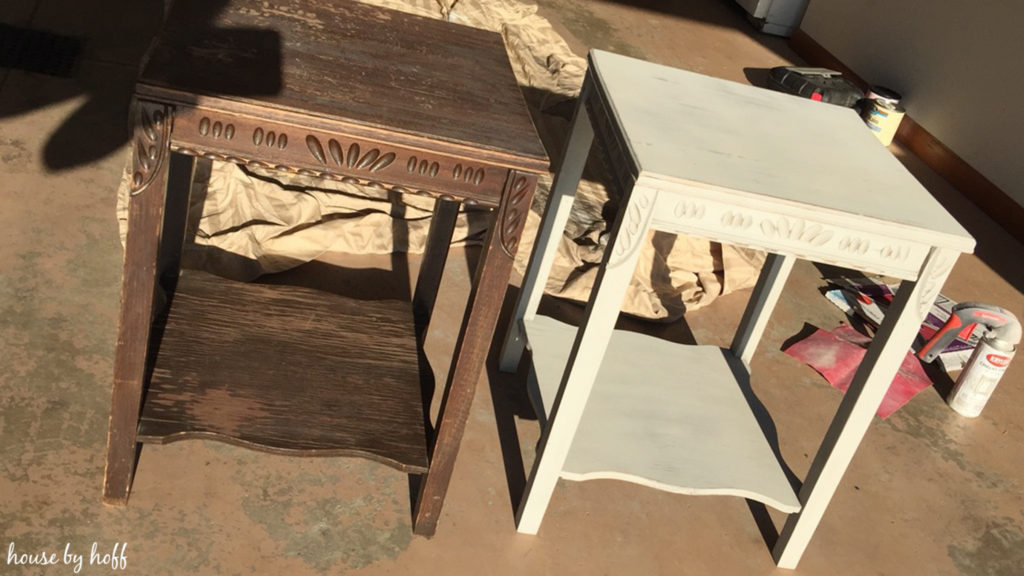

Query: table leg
left=498, top=78, right=595, bottom=373
left=515, top=184, right=659, bottom=534
left=413, top=171, right=539, bottom=536
left=103, top=101, right=174, bottom=504
left=730, top=252, right=795, bottom=367
left=773, top=247, right=959, bottom=568
left=413, top=198, right=461, bottom=333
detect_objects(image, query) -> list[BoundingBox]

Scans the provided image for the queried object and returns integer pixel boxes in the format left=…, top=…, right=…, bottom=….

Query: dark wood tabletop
left=139, top=0, right=547, bottom=167
left=107, top=0, right=547, bottom=536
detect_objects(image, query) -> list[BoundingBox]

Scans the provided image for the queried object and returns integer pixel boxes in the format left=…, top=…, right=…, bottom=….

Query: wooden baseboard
left=789, top=28, right=1024, bottom=244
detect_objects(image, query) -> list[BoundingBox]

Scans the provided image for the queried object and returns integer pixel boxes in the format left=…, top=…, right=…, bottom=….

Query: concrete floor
left=2, top=0, right=1023, bottom=574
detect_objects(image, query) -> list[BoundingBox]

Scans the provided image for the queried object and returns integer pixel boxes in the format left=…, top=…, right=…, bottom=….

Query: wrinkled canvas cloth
left=117, top=0, right=763, bottom=319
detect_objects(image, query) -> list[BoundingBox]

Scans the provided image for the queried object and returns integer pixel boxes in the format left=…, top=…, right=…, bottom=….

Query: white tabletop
left=589, top=50, right=973, bottom=252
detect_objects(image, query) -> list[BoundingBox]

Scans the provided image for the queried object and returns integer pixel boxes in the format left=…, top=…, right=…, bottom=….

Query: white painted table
left=498, top=50, right=974, bottom=568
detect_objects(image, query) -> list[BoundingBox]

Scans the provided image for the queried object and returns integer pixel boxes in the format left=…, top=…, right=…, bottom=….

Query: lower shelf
left=524, top=315, right=801, bottom=513
left=138, top=270, right=430, bottom=473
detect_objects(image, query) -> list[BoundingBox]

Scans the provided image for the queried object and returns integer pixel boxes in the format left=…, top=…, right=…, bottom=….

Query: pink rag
left=784, top=324, right=933, bottom=419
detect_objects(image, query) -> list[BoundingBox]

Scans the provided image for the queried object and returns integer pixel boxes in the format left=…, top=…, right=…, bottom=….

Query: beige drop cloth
left=117, top=0, right=764, bottom=320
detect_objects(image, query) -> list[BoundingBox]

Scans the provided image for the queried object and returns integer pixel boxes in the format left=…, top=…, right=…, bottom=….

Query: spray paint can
left=918, top=302, right=1020, bottom=418
left=947, top=335, right=1016, bottom=417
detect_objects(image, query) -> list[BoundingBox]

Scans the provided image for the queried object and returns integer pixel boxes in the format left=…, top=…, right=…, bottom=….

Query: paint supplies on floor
left=767, top=66, right=863, bottom=107
left=823, top=277, right=982, bottom=372
left=784, top=323, right=933, bottom=419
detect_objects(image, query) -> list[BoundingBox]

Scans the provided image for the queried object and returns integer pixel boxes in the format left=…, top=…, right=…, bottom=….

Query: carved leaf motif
left=608, top=188, right=655, bottom=269
left=760, top=216, right=834, bottom=246
left=675, top=201, right=706, bottom=221
left=347, top=143, right=360, bottom=168
left=329, top=139, right=344, bottom=166
left=839, top=236, right=870, bottom=255
left=452, top=163, right=484, bottom=185
left=369, top=152, right=395, bottom=172
left=306, top=135, right=326, bottom=165
left=199, top=117, right=210, bottom=136
left=253, top=128, right=264, bottom=146
left=720, top=211, right=750, bottom=228
left=357, top=148, right=380, bottom=169
left=137, top=141, right=152, bottom=171
left=304, top=136, right=395, bottom=173
left=407, top=157, right=440, bottom=178
left=500, top=176, right=533, bottom=257
left=880, top=244, right=909, bottom=261
left=140, top=107, right=158, bottom=142
left=130, top=102, right=171, bottom=195
left=171, top=141, right=488, bottom=205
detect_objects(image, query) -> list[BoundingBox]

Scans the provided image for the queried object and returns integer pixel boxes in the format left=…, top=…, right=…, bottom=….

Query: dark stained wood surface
left=138, top=270, right=429, bottom=473
left=165, top=106, right=517, bottom=207
left=138, top=0, right=547, bottom=166
left=413, top=170, right=539, bottom=534
left=103, top=102, right=174, bottom=505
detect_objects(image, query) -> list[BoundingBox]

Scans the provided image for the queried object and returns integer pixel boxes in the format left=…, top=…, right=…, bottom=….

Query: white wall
left=801, top=0, right=1024, bottom=208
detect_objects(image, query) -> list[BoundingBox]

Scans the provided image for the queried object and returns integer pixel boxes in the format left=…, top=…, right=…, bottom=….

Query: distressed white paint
left=591, top=50, right=971, bottom=252
left=773, top=247, right=959, bottom=568
left=731, top=252, right=795, bottom=367
left=515, top=178, right=658, bottom=535
left=498, top=79, right=595, bottom=373
left=500, top=50, right=974, bottom=565
left=526, top=315, right=801, bottom=512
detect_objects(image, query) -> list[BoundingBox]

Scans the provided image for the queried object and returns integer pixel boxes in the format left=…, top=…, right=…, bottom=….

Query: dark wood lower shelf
left=138, top=270, right=430, bottom=473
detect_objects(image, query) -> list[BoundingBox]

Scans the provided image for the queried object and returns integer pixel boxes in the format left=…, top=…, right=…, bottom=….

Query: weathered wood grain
left=138, top=271, right=429, bottom=472
left=107, top=0, right=550, bottom=530
left=139, top=0, right=547, bottom=166
left=104, top=101, right=173, bottom=505
left=413, top=170, right=539, bottom=535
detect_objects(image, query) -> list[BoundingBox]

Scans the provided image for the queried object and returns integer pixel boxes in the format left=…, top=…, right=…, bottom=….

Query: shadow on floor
left=0, top=0, right=286, bottom=171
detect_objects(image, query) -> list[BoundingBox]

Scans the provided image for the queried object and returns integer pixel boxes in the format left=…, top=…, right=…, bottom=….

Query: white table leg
left=515, top=184, right=659, bottom=534
left=498, top=78, right=596, bottom=373
left=731, top=252, right=795, bottom=367
left=773, top=247, right=958, bottom=569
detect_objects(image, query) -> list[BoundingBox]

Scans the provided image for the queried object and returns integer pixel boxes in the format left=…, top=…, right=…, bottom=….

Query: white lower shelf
left=524, top=315, right=801, bottom=513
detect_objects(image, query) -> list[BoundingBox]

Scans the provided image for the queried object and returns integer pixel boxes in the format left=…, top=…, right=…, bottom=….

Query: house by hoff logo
left=6, top=542, right=127, bottom=573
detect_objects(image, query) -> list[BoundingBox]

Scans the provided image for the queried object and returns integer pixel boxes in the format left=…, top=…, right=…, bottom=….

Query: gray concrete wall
left=801, top=0, right=1024, bottom=208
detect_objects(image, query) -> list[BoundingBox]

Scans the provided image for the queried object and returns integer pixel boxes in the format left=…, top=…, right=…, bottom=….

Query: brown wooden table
left=103, top=0, right=547, bottom=536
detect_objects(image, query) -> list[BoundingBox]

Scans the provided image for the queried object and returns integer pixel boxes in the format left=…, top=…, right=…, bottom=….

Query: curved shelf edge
left=559, top=469, right=801, bottom=513
left=525, top=315, right=801, bottom=515
left=138, top=271, right=431, bottom=477
left=136, top=429, right=429, bottom=474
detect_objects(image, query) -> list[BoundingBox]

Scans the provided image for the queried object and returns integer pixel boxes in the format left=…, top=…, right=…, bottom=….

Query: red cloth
left=784, top=324, right=933, bottom=419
